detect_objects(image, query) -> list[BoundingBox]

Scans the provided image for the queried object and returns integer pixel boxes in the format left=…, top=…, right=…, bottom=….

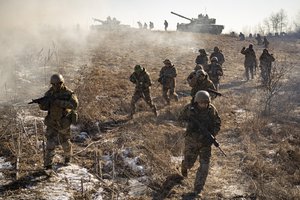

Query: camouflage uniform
left=195, top=49, right=209, bottom=71
left=178, top=101, right=221, bottom=194
left=158, top=60, right=178, bottom=104
left=209, top=47, right=225, bottom=66
left=241, top=44, right=257, bottom=81
left=263, top=36, right=269, bottom=48
left=39, top=80, right=78, bottom=168
left=259, top=49, right=275, bottom=85
left=187, top=70, right=216, bottom=98
left=129, top=67, right=157, bottom=116
left=207, top=62, right=223, bottom=90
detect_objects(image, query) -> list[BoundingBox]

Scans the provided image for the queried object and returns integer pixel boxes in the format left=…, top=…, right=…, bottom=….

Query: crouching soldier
left=129, top=65, right=157, bottom=118
left=178, top=90, right=221, bottom=197
left=36, top=74, right=79, bottom=169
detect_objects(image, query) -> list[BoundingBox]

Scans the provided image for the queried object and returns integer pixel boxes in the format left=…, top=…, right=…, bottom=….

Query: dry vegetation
left=0, top=28, right=299, bottom=200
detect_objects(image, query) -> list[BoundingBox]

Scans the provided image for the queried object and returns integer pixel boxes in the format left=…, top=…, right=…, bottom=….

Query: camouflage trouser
left=130, top=88, right=156, bottom=115
left=182, top=135, right=211, bottom=194
left=162, top=86, right=178, bottom=104
left=260, top=65, right=271, bottom=85
left=245, top=64, right=255, bottom=80
left=44, top=126, right=72, bottom=167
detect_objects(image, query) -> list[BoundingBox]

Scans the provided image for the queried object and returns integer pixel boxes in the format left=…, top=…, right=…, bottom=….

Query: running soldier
left=158, top=59, right=178, bottom=105
left=178, top=90, right=221, bottom=197
left=129, top=65, right=157, bottom=118
left=207, top=57, right=223, bottom=90
left=36, top=74, right=78, bottom=169
left=259, top=49, right=275, bottom=85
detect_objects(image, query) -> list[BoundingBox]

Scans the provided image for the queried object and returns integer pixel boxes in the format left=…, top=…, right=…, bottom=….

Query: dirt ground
left=0, top=28, right=299, bottom=200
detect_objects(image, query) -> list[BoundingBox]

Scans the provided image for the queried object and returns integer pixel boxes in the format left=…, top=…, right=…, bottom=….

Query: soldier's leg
left=245, top=66, right=250, bottom=81
left=182, top=137, right=199, bottom=177
left=44, top=127, right=58, bottom=169
left=58, top=128, right=72, bottom=165
left=169, top=87, right=179, bottom=102
left=250, top=65, right=254, bottom=79
left=194, top=145, right=211, bottom=194
left=143, top=90, right=157, bottom=116
left=162, top=87, right=170, bottom=105
left=130, top=90, right=142, bottom=116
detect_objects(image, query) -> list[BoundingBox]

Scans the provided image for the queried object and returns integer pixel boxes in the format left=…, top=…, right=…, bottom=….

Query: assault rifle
left=28, top=94, right=70, bottom=105
left=28, top=96, right=54, bottom=105
left=189, top=115, right=226, bottom=157
left=207, top=88, right=226, bottom=98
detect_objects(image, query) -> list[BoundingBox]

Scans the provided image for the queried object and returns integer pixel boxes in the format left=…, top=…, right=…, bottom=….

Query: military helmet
left=194, top=90, right=211, bottom=104
left=195, top=69, right=207, bottom=77
left=50, top=74, right=64, bottom=84
left=211, top=56, right=218, bottom=62
left=249, top=43, right=253, bottom=49
left=163, top=59, right=171, bottom=65
left=199, top=49, right=205, bottom=53
left=213, top=46, right=219, bottom=52
left=134, top=65, right=143, bottom=72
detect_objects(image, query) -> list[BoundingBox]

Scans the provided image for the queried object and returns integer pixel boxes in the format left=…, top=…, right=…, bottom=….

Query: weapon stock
left=207, top=88, right=226, bottom=98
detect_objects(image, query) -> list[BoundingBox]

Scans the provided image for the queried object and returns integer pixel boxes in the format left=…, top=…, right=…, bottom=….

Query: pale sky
left=0, top=0, right=299, bottom=33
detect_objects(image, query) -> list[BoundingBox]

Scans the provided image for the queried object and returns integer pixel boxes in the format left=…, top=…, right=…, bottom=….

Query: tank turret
left=171, top=11, right=224, bottom=34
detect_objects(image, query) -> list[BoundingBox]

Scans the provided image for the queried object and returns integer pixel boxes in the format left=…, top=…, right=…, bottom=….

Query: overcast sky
left=0, top=0, right=299, bottom=33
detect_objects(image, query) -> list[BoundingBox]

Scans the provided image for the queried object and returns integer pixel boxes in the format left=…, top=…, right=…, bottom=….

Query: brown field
left=0, top=28, right=299, bottom=199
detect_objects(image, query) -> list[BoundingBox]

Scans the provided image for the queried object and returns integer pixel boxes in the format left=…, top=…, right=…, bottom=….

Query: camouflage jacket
left=241, top=48, right=257, bottom=67
left=210, top=51, right=225, bottom=65
left=178, top=103, right=221, bottom=137
left=207, top=63, right=223, bottom=81
left=39, top=85, right=78, bottom=129
left=187, top=72, right=216, bottom=97
left=195, top=54, right=208, bottom=66
left=159, top=65, right=177, bottom=85
left=130, top=69, right=152, bottom=90
left=259, top=52, right=275, bottom=68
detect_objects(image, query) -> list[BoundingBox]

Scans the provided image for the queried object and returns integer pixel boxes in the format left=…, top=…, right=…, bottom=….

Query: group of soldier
left=34, top=42, right=275, bottom=198
left=241, top=44, right=275, bottom=83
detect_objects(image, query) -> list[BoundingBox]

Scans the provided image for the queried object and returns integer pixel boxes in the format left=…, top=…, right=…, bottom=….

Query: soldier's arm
left=38, top=91, right=51, bottom=111
left=54, top=92, right=78, bottom=110
left=129, top=73, right=137, bottom=84
left=209, top=105, right=221, bottom=136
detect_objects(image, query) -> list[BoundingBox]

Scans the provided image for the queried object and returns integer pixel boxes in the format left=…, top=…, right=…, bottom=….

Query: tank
left=90, top=17, right=130, bottom=30
left=171, top=12, right=224, bottom=34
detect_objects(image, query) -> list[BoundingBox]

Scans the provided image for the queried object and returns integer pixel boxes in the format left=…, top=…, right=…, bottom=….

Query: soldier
left=239, top=32, right=245, bottom=41
left=164, top=20, right=168, bottom=31
left=263, top=36, right=269, bottom=48
left=129, top=65, right=157, bottom=118
left=207, top=57, right=223, bottom=90
left=255, top=34, right=263, bottom=45
left=259, top=49, right=275, bottom=85
left=158, top=59, right=178, bottom=105
left=209, top=46, right=225, bottom=66
left=187, top=69, right=216, bottom=100
left=195, top=49, right=209, bottom=71
left=178, top=90, right=221, bottom=197
left=241, top=44, right=257, bottom=81
left=149, top=21, right=154, bottom=30
left=37, top=74, right=79, bottom=169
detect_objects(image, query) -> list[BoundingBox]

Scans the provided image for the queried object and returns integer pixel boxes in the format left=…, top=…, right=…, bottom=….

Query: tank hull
left=177, top=24, right=224, bottom=34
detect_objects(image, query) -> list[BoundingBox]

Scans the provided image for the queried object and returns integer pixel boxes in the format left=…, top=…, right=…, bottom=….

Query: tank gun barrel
left=93, top=18, right=105, bottom=23
left=171, top=11, right=192, bottom=21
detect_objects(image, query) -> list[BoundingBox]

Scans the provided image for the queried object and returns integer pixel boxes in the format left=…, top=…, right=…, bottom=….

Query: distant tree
left=263, top=18, right=271, bottom=34
left=269, top=9, right=288, bottom=34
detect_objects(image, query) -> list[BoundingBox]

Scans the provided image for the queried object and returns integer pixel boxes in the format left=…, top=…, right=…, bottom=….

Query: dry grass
left=0, top=29, right=299, bottom=199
